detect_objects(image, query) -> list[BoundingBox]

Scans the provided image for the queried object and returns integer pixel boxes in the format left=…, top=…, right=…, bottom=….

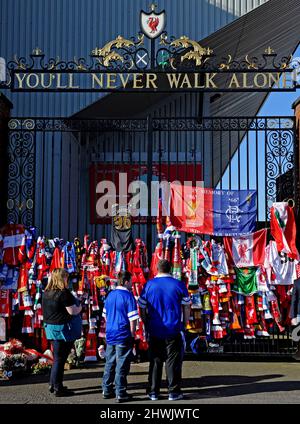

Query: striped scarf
left=63, top=242, right=77, bottom=273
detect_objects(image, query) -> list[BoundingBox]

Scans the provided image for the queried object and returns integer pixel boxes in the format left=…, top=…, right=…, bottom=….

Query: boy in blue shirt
left=138, top=259, right=191, bottom=401
left=102, top=271, right=139, bottom=402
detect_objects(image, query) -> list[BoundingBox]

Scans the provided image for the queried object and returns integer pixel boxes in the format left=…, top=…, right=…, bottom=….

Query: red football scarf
left=50, top=246, right=63, bottom=271
left=244, top=295, right=258, bottom=325
left=207, top=283, right=221, bottom=325
left=22, top=308, right=34, bottom=336
left=0, top=290, right=11, bottom=319
left=84, top=312, right=98, bottom=362
left=149, top=237, right=164, bottom=279
left=268, top=291, right=285, bottom=332
left=35, top=237, right=49, bottom=281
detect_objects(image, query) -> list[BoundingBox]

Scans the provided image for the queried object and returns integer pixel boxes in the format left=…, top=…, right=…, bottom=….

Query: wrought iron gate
left=7, top=116, right=298, bottom=236
left=6, top=115, right=299, bottom=356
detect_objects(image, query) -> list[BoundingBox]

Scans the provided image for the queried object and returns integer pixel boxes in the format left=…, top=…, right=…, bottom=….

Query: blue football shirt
left=138, top=274, right=190, bottom=339
left=102, top=286, right=139, bottom=345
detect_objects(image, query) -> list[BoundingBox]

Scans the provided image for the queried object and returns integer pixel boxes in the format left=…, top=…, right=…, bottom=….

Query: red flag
left=169, top=183, right=212, bottom=234
left=156, top=196, right=164, bottom=236
left=149, top=238, right=164, bottom=279
left=224, top=229, right=266, bottom=268
left=270, top=202, right=298, bottom=259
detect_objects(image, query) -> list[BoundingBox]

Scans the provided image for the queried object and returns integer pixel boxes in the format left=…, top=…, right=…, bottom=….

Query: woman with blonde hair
left=42, top=268, right=82, bottom=397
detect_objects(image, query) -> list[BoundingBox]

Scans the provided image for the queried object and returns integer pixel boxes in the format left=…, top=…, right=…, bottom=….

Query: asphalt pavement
left=1, top=359, right=300, bottom=404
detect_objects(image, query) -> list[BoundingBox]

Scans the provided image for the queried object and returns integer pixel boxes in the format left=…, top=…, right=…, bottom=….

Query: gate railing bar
left=50, top=131, right=55, bottom=238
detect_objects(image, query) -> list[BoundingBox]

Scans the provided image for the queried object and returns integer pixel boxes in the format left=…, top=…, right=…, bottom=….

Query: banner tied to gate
left=169, top=183, right=257, bottom=236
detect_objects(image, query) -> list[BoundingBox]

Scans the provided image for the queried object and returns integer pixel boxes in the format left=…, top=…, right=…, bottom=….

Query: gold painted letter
left=15, top=73, right=27, bottom=89
left=228, top=73, right=240, bottom=88
left=92, top=74, right=103, bottom=88
left=166, top=73, right=181, bottom=88
left=146, top=73, right=157, bottom=89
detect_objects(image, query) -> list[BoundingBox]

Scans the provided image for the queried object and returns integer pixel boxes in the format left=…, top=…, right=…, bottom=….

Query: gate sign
left=140, top=4, right=166, bottom=39
left=0, top=5, right=298, bottom=93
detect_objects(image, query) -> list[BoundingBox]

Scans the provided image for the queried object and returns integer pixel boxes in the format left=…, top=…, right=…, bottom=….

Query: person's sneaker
left=148, top=393, right=159, bottom=401
left=115, top=393, right=133, bottom=403
left=168, top=393, right=184, bottom=401
left=102, top=391, right=115, bottom=399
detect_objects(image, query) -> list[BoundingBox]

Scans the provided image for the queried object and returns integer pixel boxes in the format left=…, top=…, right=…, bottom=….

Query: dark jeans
left=102, top=341, right=132, bottom=397
left=148, top=333, right=184, bottom=395
left=49, top=340, right=73, bottom=391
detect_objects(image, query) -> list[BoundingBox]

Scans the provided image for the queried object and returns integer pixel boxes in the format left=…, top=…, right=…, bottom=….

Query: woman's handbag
left=44, top=314, right=82, bottom=342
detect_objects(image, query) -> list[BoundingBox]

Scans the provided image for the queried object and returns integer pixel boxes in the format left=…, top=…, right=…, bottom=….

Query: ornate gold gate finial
left=265, top=46, right=275, bottom=55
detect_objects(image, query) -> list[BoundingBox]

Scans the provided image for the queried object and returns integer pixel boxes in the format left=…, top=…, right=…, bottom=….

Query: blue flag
left=213, top=189, right=257, bottom=236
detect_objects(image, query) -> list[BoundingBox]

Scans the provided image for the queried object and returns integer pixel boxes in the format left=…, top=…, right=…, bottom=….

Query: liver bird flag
left=169, top=183, right=257, bottom=236
left=224, top=229, right=266, bottom=268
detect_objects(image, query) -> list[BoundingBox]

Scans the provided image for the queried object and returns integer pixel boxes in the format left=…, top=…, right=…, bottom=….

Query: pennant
left=270, top=202, right=298, bottom=259
left=224, top=229, right=266, bottom=268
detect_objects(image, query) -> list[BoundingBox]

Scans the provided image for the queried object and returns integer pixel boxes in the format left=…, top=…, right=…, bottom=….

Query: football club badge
left=140, top=4, right=166, bottom=39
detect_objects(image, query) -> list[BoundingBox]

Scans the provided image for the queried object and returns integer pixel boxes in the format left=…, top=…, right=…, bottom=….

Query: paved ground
left=1, top=359, right=300, bottom=404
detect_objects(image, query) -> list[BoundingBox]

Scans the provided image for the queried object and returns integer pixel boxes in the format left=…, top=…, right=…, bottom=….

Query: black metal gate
left=6, top=115, right=299, bottom=356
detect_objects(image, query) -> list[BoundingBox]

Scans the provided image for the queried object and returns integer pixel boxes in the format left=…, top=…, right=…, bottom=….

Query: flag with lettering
left=169, top=183, right=257, bottom=236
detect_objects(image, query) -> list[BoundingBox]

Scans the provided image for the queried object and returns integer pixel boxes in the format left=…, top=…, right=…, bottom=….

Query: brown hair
left=45, top=268, right=69, bottom=291
left=157, top=259, right=171, bottom=274
left=117, top=271, right=132, bottom=286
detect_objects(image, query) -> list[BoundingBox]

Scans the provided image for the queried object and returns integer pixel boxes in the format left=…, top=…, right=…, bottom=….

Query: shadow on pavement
left=182, top=374, right=284, bottom=387
left=0, top=368, right=148, bottom=387
left=180, top=380, right=300, bottom=399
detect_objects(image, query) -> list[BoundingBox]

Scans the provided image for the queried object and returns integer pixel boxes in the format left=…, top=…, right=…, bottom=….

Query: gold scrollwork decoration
left=219, top=54, right=232, bottom=70
left=170, top=36, right=212, bottom=66
left=47, top=57, right=60, bottom=70
left=13, top=55, right=26, bottom=70
left=91, top=35, right=135, bottom=67
left=73, top=57, right=87, bottom=70
left=136, top=33, right=145, bottom=47
left=245, top=55, right=258, bottom=70
left=159, top=33, right=168, bottom=45
left=265, top=46, right=275, bottom=55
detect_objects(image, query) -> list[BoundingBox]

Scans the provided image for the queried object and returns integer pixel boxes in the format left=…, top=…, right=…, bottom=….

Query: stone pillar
left=0, top=92, right=13, bottom=226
